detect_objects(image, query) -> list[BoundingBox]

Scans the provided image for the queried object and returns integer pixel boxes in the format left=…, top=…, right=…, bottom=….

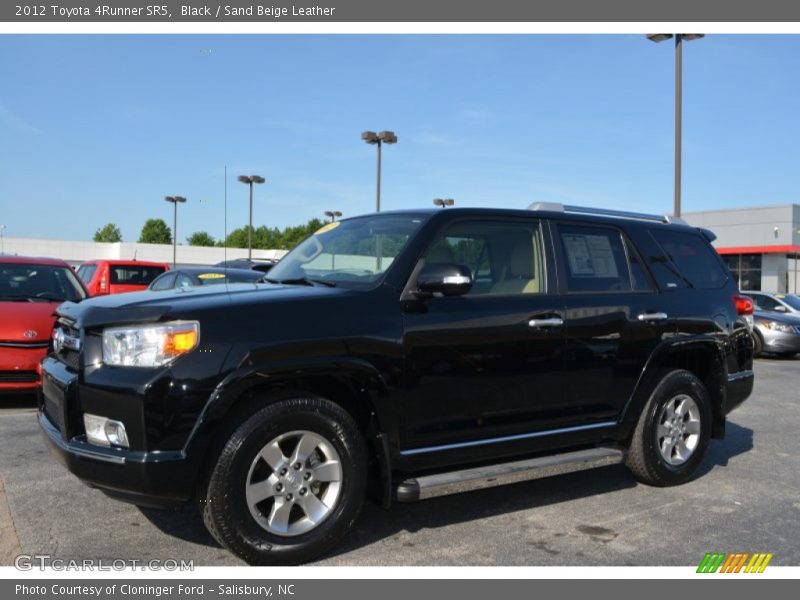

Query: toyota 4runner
left=39, top=204, right=755, bottom=564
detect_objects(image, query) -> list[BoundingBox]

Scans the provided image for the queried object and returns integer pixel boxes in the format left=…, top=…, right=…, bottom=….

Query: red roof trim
left=714, top=244, right=800, bottom=255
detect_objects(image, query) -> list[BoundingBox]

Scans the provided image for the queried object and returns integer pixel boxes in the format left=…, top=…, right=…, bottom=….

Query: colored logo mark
left=697, top=552, right=773, bottom=573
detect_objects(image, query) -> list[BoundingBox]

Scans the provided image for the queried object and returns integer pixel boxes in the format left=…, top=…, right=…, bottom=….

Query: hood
left=56, top=282, right=354, bottom=329
left=0, top=300, right=60, bottom=343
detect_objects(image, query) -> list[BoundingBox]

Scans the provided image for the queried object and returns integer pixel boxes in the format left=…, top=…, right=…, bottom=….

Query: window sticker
left=563, top=233, right=619, bottom=278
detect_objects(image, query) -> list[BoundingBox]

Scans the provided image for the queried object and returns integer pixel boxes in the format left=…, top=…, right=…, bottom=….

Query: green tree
left=186, top=231, right=215, bottom=247
left=93, top=223, right=122, bottom=243
left=138, top=219, right=172, bottom=244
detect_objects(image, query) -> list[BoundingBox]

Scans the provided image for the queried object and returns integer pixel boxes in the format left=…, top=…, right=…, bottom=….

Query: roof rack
left=527, top=202, right=688, bottom=225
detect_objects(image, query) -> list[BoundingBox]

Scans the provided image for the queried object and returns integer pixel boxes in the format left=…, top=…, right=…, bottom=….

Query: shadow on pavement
left=0, top=393, right=37, bottom=410
left=134, top=421, right=755, bottom=562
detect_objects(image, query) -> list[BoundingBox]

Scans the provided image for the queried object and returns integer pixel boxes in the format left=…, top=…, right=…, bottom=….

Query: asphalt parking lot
left=1, top=358, right=799, bottom=567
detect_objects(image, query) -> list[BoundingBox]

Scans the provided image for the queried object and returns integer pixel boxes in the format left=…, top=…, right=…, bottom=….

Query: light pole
left=647, top=33, right=704, bottom=218
left=164, top=196, right=186, bottom=268
left=324, top=210, right=342, bottom=223
left=433, top=198, right=455, bottom=208
left=237, top=175, right=266, bottom=260
left=0, top=225, right=6, bottom=254
left=361, top=130, right=397, bottom=213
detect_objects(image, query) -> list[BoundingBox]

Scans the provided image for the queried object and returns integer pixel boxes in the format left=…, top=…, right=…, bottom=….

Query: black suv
left=39, top=205, right=754, bottom=564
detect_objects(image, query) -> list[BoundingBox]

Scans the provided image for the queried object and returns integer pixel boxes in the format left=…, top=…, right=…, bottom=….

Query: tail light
left=733, top=294, right=754, bottom=316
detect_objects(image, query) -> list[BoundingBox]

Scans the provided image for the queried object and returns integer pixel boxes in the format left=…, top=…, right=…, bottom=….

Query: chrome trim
left=399, top=421, right=617, bottom=457
left=727, top=369, right=754, bottom=383
left=528, top=317, right=564, bottom=328
left=638, top=312, right=669, bottom=322
left=442, top=275, right=471, bottom=285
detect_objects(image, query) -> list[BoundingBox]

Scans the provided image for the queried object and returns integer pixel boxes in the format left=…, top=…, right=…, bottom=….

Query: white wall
left=0, top=236, right=288, bottom=268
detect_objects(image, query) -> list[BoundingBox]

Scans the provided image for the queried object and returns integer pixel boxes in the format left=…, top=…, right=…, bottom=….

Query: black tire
left=626, top=370, right=712, bottom=487
left=202, top=393, right=368, bottom=565
left=752, top=331, right=764, bottom=357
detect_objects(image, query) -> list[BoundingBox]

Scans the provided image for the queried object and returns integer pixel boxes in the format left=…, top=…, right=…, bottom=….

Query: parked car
left=747, top=290, right=800, bottom=315
left=0, top=256, right=87, bottom=393
left=752, top=309, right=800, bottom=357
left=215, top=258, right=277, bottom=273
left=149, top=267, right=265, bottom=291
left=76, top=260, right=169, bottom=296
left=40, top=205, right=754, bottom=564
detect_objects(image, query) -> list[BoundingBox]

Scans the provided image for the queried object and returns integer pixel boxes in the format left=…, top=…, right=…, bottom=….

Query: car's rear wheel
left=202, top=394, right=368, bottom=565
left=752, top=331, right=764, bottom=357
left=626, top=370, right=711, bottom=487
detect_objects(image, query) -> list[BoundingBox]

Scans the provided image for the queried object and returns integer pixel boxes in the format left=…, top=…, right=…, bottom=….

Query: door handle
left=528, top=317, right=564, bottom=328
left=638, top=312, right=668, bottom=322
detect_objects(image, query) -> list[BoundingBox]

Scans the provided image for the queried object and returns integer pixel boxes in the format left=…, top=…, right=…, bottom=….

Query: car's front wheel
left=202, top=394, right=368, bottom=565
left=626, top=370, right=711, bottom=487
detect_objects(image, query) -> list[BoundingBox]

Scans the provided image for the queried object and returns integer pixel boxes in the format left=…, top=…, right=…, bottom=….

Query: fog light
left=84, top=413, right=129, bottom=448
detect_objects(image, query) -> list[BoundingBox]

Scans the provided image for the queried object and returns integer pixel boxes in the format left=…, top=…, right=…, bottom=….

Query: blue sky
left=1, top=34, right=799, bottom=243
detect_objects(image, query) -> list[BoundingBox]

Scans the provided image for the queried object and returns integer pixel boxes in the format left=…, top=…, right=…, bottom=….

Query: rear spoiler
left=697, top=227, right=717, bottom=243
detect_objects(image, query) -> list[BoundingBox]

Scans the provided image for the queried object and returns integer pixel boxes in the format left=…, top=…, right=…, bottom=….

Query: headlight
left=102, top=321, right=199, bottom=367
left=757, top=319, right=796, bottom=334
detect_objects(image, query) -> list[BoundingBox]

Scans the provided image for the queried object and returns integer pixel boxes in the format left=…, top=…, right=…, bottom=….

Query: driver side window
left=423, top=220, right=545, bottom=296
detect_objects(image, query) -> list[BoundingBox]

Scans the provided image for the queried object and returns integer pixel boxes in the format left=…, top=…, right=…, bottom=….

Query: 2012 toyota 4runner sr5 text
left=39, top=204, right=755, bottom=564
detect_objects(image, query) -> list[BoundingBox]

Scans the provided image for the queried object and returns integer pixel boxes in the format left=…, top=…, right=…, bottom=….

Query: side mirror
left=774, top=304, right=788, bottom=313
left=417, top=263, right=473, bottom=297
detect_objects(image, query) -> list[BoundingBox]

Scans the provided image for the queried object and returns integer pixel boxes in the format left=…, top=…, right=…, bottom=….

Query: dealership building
left=683, top=204, right=800, bottom=293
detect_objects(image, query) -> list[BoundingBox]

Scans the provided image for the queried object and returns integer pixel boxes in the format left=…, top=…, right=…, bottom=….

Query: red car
left=0, top=256, right=88, bottom=393
left=76, top=260, right=169, bottom=296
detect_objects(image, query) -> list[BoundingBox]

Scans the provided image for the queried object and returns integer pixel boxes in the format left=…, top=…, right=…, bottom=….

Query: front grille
left=44, top=393, right=65, bottom=431
left=0, top=371, right=38, bottom=383
left=53, top=319, right=81, bottom=370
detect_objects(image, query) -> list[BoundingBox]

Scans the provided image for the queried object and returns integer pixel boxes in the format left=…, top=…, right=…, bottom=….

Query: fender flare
left=618, top=336, right=727, bottom=436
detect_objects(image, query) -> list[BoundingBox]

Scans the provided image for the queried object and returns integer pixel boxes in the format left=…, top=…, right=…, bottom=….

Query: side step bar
left=396, top=446, right=626, bottom=502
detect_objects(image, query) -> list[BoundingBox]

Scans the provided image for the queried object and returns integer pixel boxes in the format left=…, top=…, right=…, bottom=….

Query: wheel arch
left=184, top=357, right=393, bottom=504
left=620, top=338, right=727, bottom=440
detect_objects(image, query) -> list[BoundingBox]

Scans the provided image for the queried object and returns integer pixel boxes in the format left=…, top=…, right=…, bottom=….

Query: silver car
left=752, top=309, right=800, bottom=357
left=748, top=291, right=800, bottom=315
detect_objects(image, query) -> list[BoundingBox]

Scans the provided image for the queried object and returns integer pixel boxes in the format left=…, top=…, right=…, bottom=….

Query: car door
left=399, top=217, right=568, bottom=463
left=554, top=222, right=669, bottom=422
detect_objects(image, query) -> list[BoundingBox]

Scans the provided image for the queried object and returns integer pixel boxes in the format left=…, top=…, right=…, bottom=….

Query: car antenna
left=132, top=248, right=137, bottom=261
left=224, top=165, right=228, bottom=277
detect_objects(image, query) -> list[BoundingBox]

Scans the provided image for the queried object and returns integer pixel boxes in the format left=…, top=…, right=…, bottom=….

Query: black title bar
left=3, top=0, right=800, bottom=22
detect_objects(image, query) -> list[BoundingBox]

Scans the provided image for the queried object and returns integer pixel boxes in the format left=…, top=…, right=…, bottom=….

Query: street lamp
left=324, top=210, right=342, bottom=222
left=433, top=198, right=455, bottom=208
left=647, top=33, right=704, bottom=218
left=164, top=196, right=186, bottom=268
left=361, top=130, right=397, bottom=213
left=237, top=175, right=266, bottom=260
left=0, top=225, right=6, bottom=254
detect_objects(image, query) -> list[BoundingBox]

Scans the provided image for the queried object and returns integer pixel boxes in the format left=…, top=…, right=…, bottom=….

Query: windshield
left=0, top=263, right=87, bottom=302
left=267, top=214, right=427, bottom=287
left=781, top=294, right=800, bottom=310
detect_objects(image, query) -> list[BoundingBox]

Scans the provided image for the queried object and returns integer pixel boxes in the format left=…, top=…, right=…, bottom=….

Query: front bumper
left=759, top=327, right=800, bottom=354
left=39, top=409, right=195, bottom=508
left=0, top=345, right=46, bottom=393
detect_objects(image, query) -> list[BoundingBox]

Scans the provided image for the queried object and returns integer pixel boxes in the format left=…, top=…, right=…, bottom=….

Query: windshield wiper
left=265, top=277, right=336, bottom=288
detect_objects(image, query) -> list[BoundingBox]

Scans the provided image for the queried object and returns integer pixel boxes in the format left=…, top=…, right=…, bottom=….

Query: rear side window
left=557, top=224, right=632, bottom=293
left=77, top=264, right=97, bottom=284
left=649, top=229, right=728, bottom=290
left=110, top=265, right=166, bottom=285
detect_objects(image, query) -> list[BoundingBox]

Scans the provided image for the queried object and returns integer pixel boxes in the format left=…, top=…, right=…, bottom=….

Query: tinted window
left=625, top=238, right=654, bottom=291
left=109, top=265, right=166, bottom=285
left=77, top=264, right=97, bottom=284
left=649, top=230, right=728, bottom=290
left=423, top=220, right=545, bottom=296
left=752, top=294, right=781, bottom=311
left=558, top=224, right=631, bottom=293
left=175, top=274, right=194, bottom=289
